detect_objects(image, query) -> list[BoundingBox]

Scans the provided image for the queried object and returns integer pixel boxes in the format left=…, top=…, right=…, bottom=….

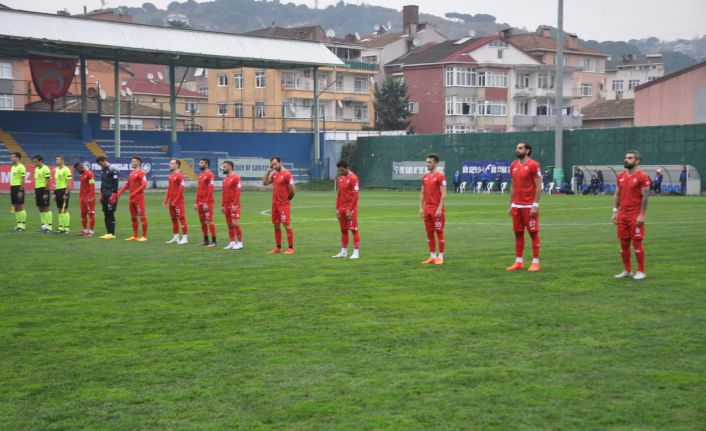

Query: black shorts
left=101, top=193, right=117, bottom=213
left=10, top=186, right=24, bottom=205
left=55, top=188, right=70, bottom=210
left=35, top=187, right=50, bottom=207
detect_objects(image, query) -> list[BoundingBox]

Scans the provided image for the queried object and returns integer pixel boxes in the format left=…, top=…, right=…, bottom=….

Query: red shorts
left=129, top=197, right=146, bottom=218
left=272, top=203, right=291, bottom=225
left=80, top=198, right=95, bottom=215
left=424, top=208, right=444, bottom=233
left=224, top=204, right=241, bottom=225
left=511, top=207, right=539, bottom=233
left=617, top=214, right=645, bottom=240
left=169, top=201, right=185, bottom=219
left=196, top=202, right=214, bottom=223
left=337, top=208, right=358, bottom=231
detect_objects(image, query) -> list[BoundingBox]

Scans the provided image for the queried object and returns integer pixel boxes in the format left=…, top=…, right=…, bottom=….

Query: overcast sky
left=3, top=0, right=705, bottom=41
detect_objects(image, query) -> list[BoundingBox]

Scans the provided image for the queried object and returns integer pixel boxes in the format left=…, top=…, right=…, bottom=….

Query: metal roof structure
left=0, top=8, right=345, bottom=69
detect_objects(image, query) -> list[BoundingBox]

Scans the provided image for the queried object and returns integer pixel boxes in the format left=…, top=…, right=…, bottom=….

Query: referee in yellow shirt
left=32, top=154, right=52, bottom=233
left=9, top=152, right=27, bottom=232
left=53, top=155, right=73, bottom=233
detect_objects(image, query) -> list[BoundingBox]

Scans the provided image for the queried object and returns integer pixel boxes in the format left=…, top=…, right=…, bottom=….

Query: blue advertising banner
left=460, top=160, right=512, bottom=183
left=82, top=158, right=154, bottom=179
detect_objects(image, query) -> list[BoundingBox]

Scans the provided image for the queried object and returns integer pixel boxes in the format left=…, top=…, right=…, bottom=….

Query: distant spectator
left=453, top=170, right=461, bottom=193
left=596, top=170, right=605, bottom=194
left=653, top=169, right=663, bottom=194
left=542, top=169, right=551, bottom=192
left=589, top=172, right=599, bottom=195
left=495, top=172, right=503, bottom=192
left=574, top=167, right=584, bottom=193
left=480, top=169, right=490, bottom=191
left=680, top=166, right=687, bottom=195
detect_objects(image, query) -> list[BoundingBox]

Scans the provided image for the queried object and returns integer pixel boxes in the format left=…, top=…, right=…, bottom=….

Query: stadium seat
left=459, top=181, right=467, bottom=194
left=485, top=182, right=494, bottom=194
left=500, top=182, right=508, bottom=194
left=475, top=182, right=483, bottom=193
left=546, top=182, right=555, bottom=194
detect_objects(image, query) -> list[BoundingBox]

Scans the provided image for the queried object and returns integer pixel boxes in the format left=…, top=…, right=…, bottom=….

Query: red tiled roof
left=582, top=99, right=634, bottom=120
left=507, top=33, right=607, bottom=58
left=386, top=35, right=498, bottom=67
left=358, top=31, right=406, bottom=48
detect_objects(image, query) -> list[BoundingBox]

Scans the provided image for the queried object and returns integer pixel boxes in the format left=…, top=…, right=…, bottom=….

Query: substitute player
left=420, top=153, right=446, bottom=265
left=164, top=159, right=188, bottom=245
left=194, top=158, right=216, bottom=247
left=53, top=155, right=73, bottom=234
left=9, top=152, right=27, bottom=232
left=221, top=161, right=243, bottom=250
left=32, top=155, right=52, bottom=233
left=96, top=156, right=119, bottom=239
left=263, top=156, right=295, bottom=254
left=506, top=142, right=542, bottom=272
left=612, top=150, right=651, bottom=280
left=116, top=156, right=148, bottom=241
left=74, top=162, right=96, bottom=237
left=332, top=160, right=360, bottom=259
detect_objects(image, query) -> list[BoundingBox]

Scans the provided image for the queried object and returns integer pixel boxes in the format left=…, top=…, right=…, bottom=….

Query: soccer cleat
left=284, top=248, right=295, bottom=255
left=125, top=236, right=138, bottom=241
left=101, top=234, right=115, bottom=240
left=137, top=237, right=148, bottom=242
left=528, top=263, right=541, bottom=272
left=421, top=257, right=437, bottom=264
left=234, top=242, right=243, bottom=250
left=614, top=271, right=633, bottom=279
left=177, top=238, right=188, bottom=245
left=632, top=271, right=647, bottom=280
left=224, top=242, right=236, bottom=250
left=36, top=228, right=48, bottom=233
left=76, top=232, right=86, bottom=236
left=505, top=262, right=525, bottom=271
left=269, top=248, right=283, bottom=254
left=198, top=241, right=210, bottom=246
left=166, top=237, right=179, bottom=244
left=207, top=242, right=217, bottom=248
left=9, top=226, right=20, bottom=232
left=332, top=251, right=347, bottom=258
left=434, top=257, right=444, bottom=265
left=349, top=252, right=359, bottom=259
left=84, top=232, right=94, bottom=237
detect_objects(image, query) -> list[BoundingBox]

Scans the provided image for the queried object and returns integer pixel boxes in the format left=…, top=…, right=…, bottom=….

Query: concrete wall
left=405, top=66, right=445, bottom=134
left=635, top=65, right=706, bottom=126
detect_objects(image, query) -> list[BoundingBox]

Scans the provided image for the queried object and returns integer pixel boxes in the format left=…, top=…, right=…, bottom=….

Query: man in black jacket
left=96, top=156, right=120, bottom=239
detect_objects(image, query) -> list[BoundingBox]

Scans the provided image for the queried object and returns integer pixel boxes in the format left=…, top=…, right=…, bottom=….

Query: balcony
left=343, top=60, right=379, bottom=71
left=513, top=115, right=583, bottom=128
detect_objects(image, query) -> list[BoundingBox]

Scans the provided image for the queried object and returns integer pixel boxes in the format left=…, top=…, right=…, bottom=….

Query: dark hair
left=336, top=160, right=349, bottom=169
left=626, top=149, right=641, bottom=161
left=270, top=156, right=282, bottom=163
left=519, top=142, right=532, bottom=155
left=223, top=160, right=234, bottom=169
left=132, top=156, right=143, bottom=164
left=96, top=156, right=107, bottom=163
left=200, top=158, right=211, bottom=167
left=426, top=153, right=439, bottom=163
left=11, top=152, right=21, bottom=159
left=33, top=155, right=43, bottom=162
left=73, top=162, right=83, bottom=169
left=57, top=155, right=65, bottom=161
left=171, top=159, right=181, bottom=167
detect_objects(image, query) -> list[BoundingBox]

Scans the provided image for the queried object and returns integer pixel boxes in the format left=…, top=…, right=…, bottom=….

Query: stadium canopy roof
left=0, top=8, right=345, bottom=69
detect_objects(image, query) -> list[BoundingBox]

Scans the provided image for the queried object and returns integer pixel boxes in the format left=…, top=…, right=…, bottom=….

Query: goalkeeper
left=96, top=156, right=120, bottom=240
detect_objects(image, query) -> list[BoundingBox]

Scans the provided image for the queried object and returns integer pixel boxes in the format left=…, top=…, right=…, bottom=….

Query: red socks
left=620, top=238, right=632, bottom=271
left=200, top=222, right=208, bottom=236
left=633, top=240, right=645, bottom=272
left=228, top=226, right=236, bottom=241
left=426, top=230, right=436, bottom=253
left=180, top=217, right=187, bottom=235
left=208, top=223, right=216, bottom=237
left=235, top=225, right=242, bottom=242
left=437, top=231, right=445, bottom=253
left=529, top=231, right=540, bottom=259
left=171, top=219, right=179, bottom=235
left=514, top=231, right=525, bottom=258
left=141, top=218, right=148, bottom=237
left=131, top=219, right=138, bottom=237
left=286, top=227, right=294, bottom=248
left=274, top=227, right=282, bottom=248
left=352, top=230, right=360, bottom=249
left=341, top=229, right=349, bottom=248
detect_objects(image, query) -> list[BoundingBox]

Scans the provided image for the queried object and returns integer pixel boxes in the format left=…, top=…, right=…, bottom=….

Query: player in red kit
left=164, top=159, right=188, bottom=245
left=221, top=161, right=243, bottom=251
left=612, top=150, right=651, bottom=280
left=73, top=162, right=96, bottom=237
left=263, top=156, right=295, bottom=254
left=506, top=142, right=542, bottom=272
left=420, top=153, right=447, bottom=265
left=332, top=160, right=360, bottom=259
left=116, top=156, right=148, bottom=241
left=194, top=158, right=217, bottom=247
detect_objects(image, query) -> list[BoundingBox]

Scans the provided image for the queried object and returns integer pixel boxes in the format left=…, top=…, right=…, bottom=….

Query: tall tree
left=374, top=75, right=411, bottom=131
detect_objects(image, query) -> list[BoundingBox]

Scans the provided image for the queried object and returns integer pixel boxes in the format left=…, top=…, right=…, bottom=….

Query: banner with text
left=392, top=161, right=445, bottom=180
left=0, top=165, right=58, bottom=191
left=460, top=160, right=512, bottom=182
left=217, top=158, right=273, bottom=179
left=83, top=158, right=153, bottom=179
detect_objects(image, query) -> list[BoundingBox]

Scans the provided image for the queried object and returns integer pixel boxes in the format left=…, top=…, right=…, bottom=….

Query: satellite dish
left=374, top=24, right=380, bottom=31
left=337, top=100, right=343, bottom=108
left=412, top=38, right=421, bottom=47
left=121, top=81, right=127, bottom=86
left=99, top=88, right=107, bottom=100
left=120, top=89, right=126, bottom=97
left=157, top=71, right=164, bottom=81
left=126, top=88, right=133, bottom=96
left=354, top=32, right=360, bottom=40
left=147, top=73, right=154, bottom=80
left=387, top=21, right=392, bottom=31
left=468, top=30, right=476, bottom=37
left=326, top=29, right=336, bottom=38
left=87, top=87, right=98, bottom=97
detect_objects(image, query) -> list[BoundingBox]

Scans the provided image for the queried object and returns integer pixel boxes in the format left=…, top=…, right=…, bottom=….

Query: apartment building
left=604, top=53, right=664, bottom=100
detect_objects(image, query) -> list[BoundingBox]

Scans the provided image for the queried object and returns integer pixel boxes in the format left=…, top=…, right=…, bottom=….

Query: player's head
left=336, top=160, right=350, bottom=176
left=270, top=156, right=283, bottom=171
left=32, top=155, right=44, bottom=166
left=131, top=156, right=143, bottom=169
left=425, top=153, right=439, bottom=171
left=624, top=150, right=641, bottom=169
left=222, top=160, right=234, bottom=175
left=199, top=158, right=210, bottom=171
left=74, top=161, right=86, bottom=173
left=169, top=159, right=181, bottom=172
left=96, top=156, right=109, bottom=168
left=56, top=155, right=65, bottom=166
left=10, top=152, right=21, bottom=164
left=516, top=142, right=532, bottom=159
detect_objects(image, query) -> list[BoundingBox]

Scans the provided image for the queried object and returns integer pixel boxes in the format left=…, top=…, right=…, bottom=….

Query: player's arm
left=611, top=186, right=621, bottom=224
left=531, top=174, right=541, bottom=216
left=507, top=182, right=513, bottom=215
left=637, top=187, right=649, bottom=226
left=419, top=186, right=425, bottom=218
left=262, top=167, right=274, bottom=185
left=66, top=170, right=73, bottom=193
left=117, top=178, right=129, bottom=198
left=88, top=177, right=95, bottom=203
left=175, top=175, right=184, bottom=206
left=436, top=181, right=447, bottom=217
left=134, top=174, right=148, bottom=194
left=288, top=182, right=295, bottom=200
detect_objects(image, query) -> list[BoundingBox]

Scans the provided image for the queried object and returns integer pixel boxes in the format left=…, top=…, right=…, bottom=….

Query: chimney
left=83, top=5, right=87, bottom=14
left=566, top=33, right=578, bottom=49
left=403, top=5, right=419, bottom=35
left=539, top=25, right=553, bottom=38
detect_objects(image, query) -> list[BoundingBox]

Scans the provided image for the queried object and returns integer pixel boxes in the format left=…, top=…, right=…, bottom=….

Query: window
left=488, top=39, right=508, bottom=48
left=217, top=103, right=228, bottom=116
left=234, top=72, right=243, bottom=89
left=516, top=72, right=530, bottom=88
left=281, top=71, right=295, bottom=88
left=234, top=103, right=243, bottom=118
left=0, top=62, right=12, bottom=79
left=445, top=96, right=475, bottom=116
left=0, top=94, right=13, bottom=110
left=477, top=101, right=506, bottom=116
left=335, top=103, right=343, bottom=118
left=217, top=73, right=228, bottom=86
left=536, top=103, right=552, bottom=116
left=445, top=125, right=473, bottom=134
left=318, top=77, right=327, bottom=89
left=408, top=101, right=419, bottom=114
left=553, top=56, right=569, bottom=66
left=497, top=49, right=503, bottom=59
left=255, top=102, right=266, bottom=117
left=582, top=58, right=597, bottom=72
left=109, top=118, right=143, bottom=130
left=198, top=86, right=208, bottom=95
left=354, top=77, right=368, bottom=93
left=477, top=71, right=507, bottom=88
left=648, top=76, right=658, bottom=82
left=353, top=103, right=368, bottom=121
left=282, top=101, right=296, bottom=118
left=537, top=71, right=554, bottom=89
left=580, top=83, right=592, bottom=97
left=515, top=101, right=529, bottom=115
left=255, top=71, right=266, bottom=88
left=611, top=80, right=624, bottom=91
left=445, top=67, right=475, bottom=87
left=335, top=74, right=344, bottom=91
left=628, top=79, right=641, bottom=90
left=184, top=100, right=199, bottom=113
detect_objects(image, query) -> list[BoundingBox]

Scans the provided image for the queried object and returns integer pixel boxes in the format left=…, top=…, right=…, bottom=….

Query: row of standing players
left=7, top=143, right=650, bottom=277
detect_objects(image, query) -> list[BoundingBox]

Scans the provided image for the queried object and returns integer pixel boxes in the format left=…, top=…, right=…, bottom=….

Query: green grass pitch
left=1, top=189, right=705, bottom=430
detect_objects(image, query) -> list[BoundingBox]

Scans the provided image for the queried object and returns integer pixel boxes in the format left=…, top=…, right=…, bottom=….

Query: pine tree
left=373, top=75, right=412, bottom=131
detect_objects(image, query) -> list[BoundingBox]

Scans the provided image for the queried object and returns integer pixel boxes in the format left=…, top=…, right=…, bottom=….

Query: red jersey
left=164, top=171, right=185, bottom=205
left=196, top=170, right=215, bottom=204
left=510, top=158, right=541, bottom=206
left=617, top=170, right=650, bottom=216
left=336, top=172, right=360, bottom=211
left=222, top=173, right=242, bottom=208
left=79, top=169, right=96, bottom=200
left=118, top=169, right=147, bottom=199
left=271, top=168, right=294, bottom=206
left=422, top=170, right=446, bottom=209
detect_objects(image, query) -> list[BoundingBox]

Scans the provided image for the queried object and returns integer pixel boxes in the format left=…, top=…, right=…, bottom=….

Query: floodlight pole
left=114, top=58, right=121, bottom=158
left=169, top=62, right=180, bottom=157
left=553, top=0, right=565, bottom=184
left=313, top=66, right=320, bottom=174
left=80, top=56, right=87, bottom=125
